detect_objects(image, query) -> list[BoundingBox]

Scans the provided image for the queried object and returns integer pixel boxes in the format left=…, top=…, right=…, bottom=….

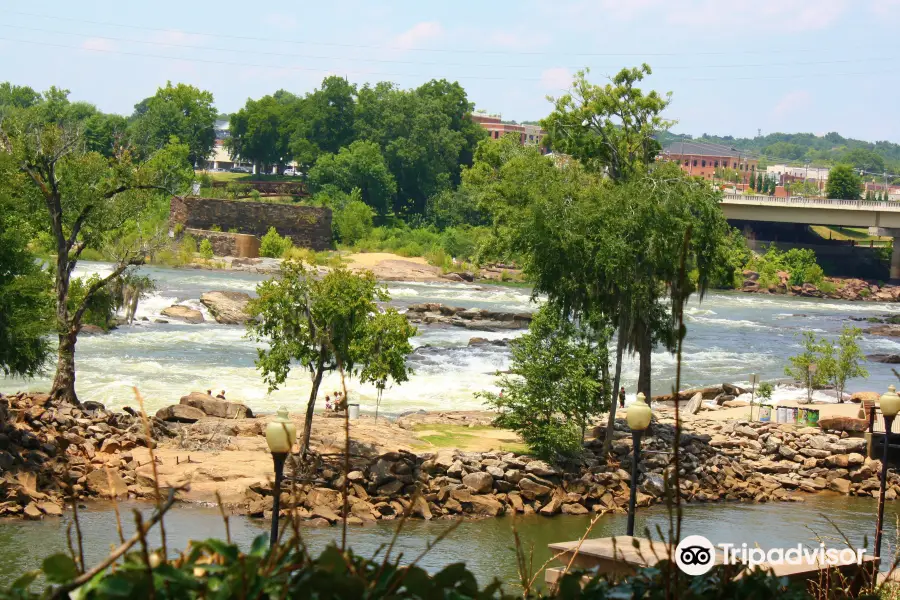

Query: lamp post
left=265, top=407, right=296, bottom=547
left=626, top=392, right=652, bottom=537
left=875, top=385, right=900, bottom=558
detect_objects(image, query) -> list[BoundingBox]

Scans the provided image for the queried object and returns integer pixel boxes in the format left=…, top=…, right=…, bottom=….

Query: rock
left=686, top=392, right=703, bottom=415
left=723, top=400, right=750, bottom=408
left=85, top=468, right=128, bottom=497
left=411, top=495, right=432, bottom=520
left=79, top=324, right=108, bottom=335
left=99, top=439, right=121, bottom=454
left=39, top=501, right=63, bottom=516
left=524, top=460, right=558, bottom=477
left=161, top=305, right=204, bottom=324
left=155, top=404, right=206, bottom=423
left=850, top=391, right=881, bottom=404
left=468, top=494, right=504, bottom=517
left=377, top=480, right=404, bottom=496
left=23, top=503, right=42, bottom=520
left=829, top=478, right=851, bottom=494
left=865, top=355, right=900, bottom=364
left=539, top=497, right=562, bottom=516
left=518, top=478, right=551, bottom=499
left=641, top=473, right=666, bottom=497
left=818, top=416, right=868, bottom=433
left=179, top=392, right=253, bottom=419
left=778, top=445, right=798, bottom=460
left=561, top=503, right=589, bottom=515
left=199, top=291, right=252, bottom=325
left=826, top=455, right=850, bottom=468
left=508, top=492, right=525, bottom=513
left=310, top=505, right=340, bottom=523
left=462, top=471, right=494, bottom=493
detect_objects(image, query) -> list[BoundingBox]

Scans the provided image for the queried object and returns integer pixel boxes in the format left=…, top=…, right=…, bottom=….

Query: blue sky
left=1, top=0, right=898, bottom=142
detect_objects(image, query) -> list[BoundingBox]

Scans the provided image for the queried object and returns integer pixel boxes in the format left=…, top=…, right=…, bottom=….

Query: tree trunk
left=601, top=322, right=627, bottom=457
left=51, top=330, right=78, bottom=405
left=300, top=355, right=325, bottom=456
left=637, top=330, right=652, bottom=401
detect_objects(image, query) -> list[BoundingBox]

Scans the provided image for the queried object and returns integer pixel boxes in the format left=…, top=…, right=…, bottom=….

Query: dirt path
left=343, top=252, right=446, bottom=281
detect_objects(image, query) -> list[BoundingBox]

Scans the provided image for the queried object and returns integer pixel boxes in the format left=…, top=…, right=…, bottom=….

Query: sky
left=1, top=0, right=899, bottom=143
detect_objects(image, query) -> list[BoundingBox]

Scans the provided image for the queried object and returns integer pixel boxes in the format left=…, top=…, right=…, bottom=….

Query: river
left=3, top=261, right=900, bottom=415
left=0, top=494, right=894, bottom=589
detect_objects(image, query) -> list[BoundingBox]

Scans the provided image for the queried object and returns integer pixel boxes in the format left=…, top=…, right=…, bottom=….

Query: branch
left=67, top=205, right=94, bottom=252
left=72, top=256, right=145, bottom=327
left=50, top=487, right=184, bottom=599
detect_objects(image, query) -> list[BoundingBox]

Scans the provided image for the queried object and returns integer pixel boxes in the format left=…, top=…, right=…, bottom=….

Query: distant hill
left=657, top=131, right=900, bottom=181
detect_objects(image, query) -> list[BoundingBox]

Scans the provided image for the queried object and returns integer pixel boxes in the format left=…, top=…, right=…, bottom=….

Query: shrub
left=819, top=280, right=837, bottom=294
left=802, top=263, right=824, bottom=286
left=209, top=224, right=222, bottom=232
left=179, top=235, right=197, bottom=264
left=199, top=238, right=214, bottom=259
left=260, top=227, right=292, bottom=258
left=333, top=199, right=375, bottom=245
left=249, top=189, right=261, bottom=201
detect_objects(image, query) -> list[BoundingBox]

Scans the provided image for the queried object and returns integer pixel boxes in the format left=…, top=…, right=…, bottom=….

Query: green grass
left=411, top=424, right=528, bottom=453
left=810, top=225, right=891, bottom=245
left=197, top=171, right=300, bottom=183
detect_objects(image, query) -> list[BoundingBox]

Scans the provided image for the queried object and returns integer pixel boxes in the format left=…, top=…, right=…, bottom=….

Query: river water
left=3, top=261, right=900, bottom=414
left=0, top=495, right=894, bottom=589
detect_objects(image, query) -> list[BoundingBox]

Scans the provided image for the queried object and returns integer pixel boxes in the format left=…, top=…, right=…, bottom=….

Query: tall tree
left=541, top=64, right=673, bottom=183
left=308, top=140, right=396, bottom=215
left=246, top=263, right=415, bottom=454
left=292, top=76, right=357, bottom=162
left=0, top=101, right=192, bottom=403
left=828, top=164, right=864, bottom=199
left=130, top=82, right=216, bottom=167
left=226, top=92, right=298, bottom=173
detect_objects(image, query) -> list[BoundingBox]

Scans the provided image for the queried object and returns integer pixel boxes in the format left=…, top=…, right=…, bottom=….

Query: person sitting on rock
left=337, top=392, right=348, bottom=411
left=216, top=390, right=226, bottom=399
left=206, top=389, right=213, bottom=397
left=325, top=395, right=332, bottom=411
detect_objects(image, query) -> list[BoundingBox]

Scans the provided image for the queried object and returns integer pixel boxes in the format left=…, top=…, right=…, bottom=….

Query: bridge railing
left=722, top=194, right=900, bottom=211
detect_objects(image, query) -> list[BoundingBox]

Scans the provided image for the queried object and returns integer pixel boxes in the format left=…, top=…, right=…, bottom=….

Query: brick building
left=470, top=113, right=546, bottom=147
left=661, top=141, right=759, bottom=183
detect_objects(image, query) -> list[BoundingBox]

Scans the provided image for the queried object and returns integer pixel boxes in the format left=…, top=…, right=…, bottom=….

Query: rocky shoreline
left=2, top=391, right=896, bottom=526
left=740, top=270, right=900, bottom=302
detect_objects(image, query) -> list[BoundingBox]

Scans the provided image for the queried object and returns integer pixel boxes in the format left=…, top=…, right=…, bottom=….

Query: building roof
left=663, top=141, right=754, bottom=159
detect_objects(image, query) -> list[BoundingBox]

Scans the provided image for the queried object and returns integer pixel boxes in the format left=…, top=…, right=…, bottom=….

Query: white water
left=3, top=261, right=900, bottom=415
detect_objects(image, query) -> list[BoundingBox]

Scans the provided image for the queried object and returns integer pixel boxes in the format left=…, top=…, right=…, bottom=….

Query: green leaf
left=41, top=553, right=78, bottom=584
left=93, top=575, right=135, bottom=597
left=10, top=570, right=39, bottom=591
left=249, top=534, right=269, bottom=558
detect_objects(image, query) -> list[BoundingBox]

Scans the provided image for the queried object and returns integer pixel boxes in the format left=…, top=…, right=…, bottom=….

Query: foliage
left=308, top=140, right=396, bottom=215
left=259, top=227, right=293, bottom=258
left=817, top=325, right=868, bottom=402
left=246, top=263, right=414, bottom=453
left=348, top=223, right=490, bottom=266
left=709, top=228, right=752, bottom=289
left=541, top=64, right=673, bottom=182
left=198, top=238, right=214, bottom=259
left=332, top=194, right=375, bottom=245
left=826, top=164, right=863, bottom=200
left=758, top=381, right=774, bottom=401
left=0, top=193, right=53, bottom=377
left=357, top=308, right=417, bottom=420
left=746, top=245, right=823, bottom=288
left=129, top=82, right=216, bottom=167
left=784, top=331, right=830, bottom=402
left=425, top=187, right=487, bottom=229
left=480, top=306, right=611, bottom=459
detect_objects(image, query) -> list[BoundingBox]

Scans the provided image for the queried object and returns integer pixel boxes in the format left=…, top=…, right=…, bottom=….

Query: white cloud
left=772, top=90, right=812, bottom=118
left=81, top=38, right=116, bottom=52
left=540, top=67, right=572, bottom=91
left=392, top=21, right=443, bottom=50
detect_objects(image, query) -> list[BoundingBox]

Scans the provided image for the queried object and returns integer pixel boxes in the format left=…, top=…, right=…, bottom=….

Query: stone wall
left=185, top=229, right=260, bottom=258
left=170, top=196, right=332, bottom=251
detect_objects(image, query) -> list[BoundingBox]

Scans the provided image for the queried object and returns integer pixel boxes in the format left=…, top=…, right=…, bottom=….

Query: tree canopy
left=308, top=140, right=396, bottom=215
left=826, top=164, right=863, bottom=199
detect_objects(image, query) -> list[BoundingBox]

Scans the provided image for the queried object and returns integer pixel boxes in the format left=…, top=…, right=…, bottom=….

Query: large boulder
left=156, top=404, right=206, bottom=423
left=200, top=291, right=252, bottom=325
left=179, top=392, right=253, bottom=419
left=161, top=305, right=204, bottom=324
left=85, top=468, right=128, bottom=497
left=818, top=416, right=868, bottom=433
left=462, top=471, right=494, bottom=493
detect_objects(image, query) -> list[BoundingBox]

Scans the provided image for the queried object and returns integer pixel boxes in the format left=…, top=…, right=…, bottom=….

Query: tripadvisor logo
left=674, top=535, right=868, bottom=576
left=675, top=535, right=716, bottom=576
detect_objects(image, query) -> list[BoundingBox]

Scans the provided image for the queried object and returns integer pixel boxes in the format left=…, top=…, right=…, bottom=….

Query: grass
left=411, top=424, right=528, bottom=453
left=197, top=170, right=300, bottom=183
left=810, top=225, right=891, bottom=245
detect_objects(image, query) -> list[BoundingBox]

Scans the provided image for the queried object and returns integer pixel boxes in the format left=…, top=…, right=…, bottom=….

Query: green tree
left=259, top=227, right=293, bottom=258
left=225, top=92, right=298, bottom=173
left=842, top=147, right=885, bottom=173
left=308, top=140, right=396, bottom=215
left=357, top=309, right=417, bottom=421
left=541, top=64, right=673, bottom=183
left=0, top=82, right=41, bottom=109
left=818, top=326, right=868, bottom=403
left=291, top=76, right=357, bottom=164
left=424, top=187, right=486, bottom=229
left=480, top=305, right=611, bottom=459
left=333, top=193, right=375, bottom=245
left=0, top=101, right=192, bottom=403
left=199, top=238, right=214, bottom=259
left=129, top=82, right=216, bottom=167
left=785, top=331, right=829, bottom=403
left=826, top=164, right=863, bottom=199
left=247, top=263, right=415, bottom=454
left=756, top=172, right=763, bottom=192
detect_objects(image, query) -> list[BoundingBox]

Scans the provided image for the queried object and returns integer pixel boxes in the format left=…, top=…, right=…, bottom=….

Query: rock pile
left=0, top=392, right=178, bottom=519
left=742, top=271, right=899, bottom=302
left=405, top=304, right=532, bottom=331
left=155, top=392, right=254, bottom=423
left=237, top=418, right=899, bottom=525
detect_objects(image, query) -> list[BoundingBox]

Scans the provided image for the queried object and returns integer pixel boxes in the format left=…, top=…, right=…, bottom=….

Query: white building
left=766, top=164, right=830, bottom=181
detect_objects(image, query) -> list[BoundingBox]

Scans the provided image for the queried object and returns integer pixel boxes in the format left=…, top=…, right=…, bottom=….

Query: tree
left=0, top=101, right=192, bottom=403
left=424, top=187, right=486, bottom=229
left=0, top=82, right=41, bottom=109
left=129, top=82, right=216, bottom=167
left=842, top=147, right=885, bottom=174
left=357, top=309, right=416, bottom=421
left=308, top=141, right=396, bottom=215
left=818, top=326, right=868, bottom=403
left=826, top=164, right=863, bottom=199
left=226, top=92, right=298, bottom=173
left=291, top=76, right=357, bottom=162
left=756, top=172, right=763, bottom=192
left=479, top=305, right=611, bottom=459
left=784, top=331, right=829, bottom=403
left=246, top=263, right=415, bottom=454
left=332, top=192, right=375, bottom=245
left=541, top=64, right=673, bottom=183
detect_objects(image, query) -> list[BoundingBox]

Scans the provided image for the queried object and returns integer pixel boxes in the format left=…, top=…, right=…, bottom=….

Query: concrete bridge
left=720, top=194, right=900, bottom=280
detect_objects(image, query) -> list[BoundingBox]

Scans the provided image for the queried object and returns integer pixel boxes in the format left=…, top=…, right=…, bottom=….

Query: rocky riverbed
left=741, top=270, right=900, bottom=302
left=3, top=390, right=897, bottom=526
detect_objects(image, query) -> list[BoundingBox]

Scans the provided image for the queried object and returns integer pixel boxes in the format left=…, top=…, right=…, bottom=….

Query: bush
left=802, top=263, right=824, bottom=285
left=199, top=238, right=214, bottom=259
left=333, top=199, right=375, bottom=245
left=260, top=227, right=293, bottom=258
left=179, top=235, right=197, bottom=264
left=249, top=189, right=261, bottom=201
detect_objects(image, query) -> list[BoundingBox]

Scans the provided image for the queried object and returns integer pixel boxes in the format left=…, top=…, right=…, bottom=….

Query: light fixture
left=626, top=392, right=652, bottom=431
left=880, top=385, right=900, bottom=418
left=265, top=407, right=296, bottom=546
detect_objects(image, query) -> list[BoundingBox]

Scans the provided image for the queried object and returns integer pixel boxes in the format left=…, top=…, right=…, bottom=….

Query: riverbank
left=3, top=390, right=896, bottom=528
left=740, top=271, right=900, bottom=302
